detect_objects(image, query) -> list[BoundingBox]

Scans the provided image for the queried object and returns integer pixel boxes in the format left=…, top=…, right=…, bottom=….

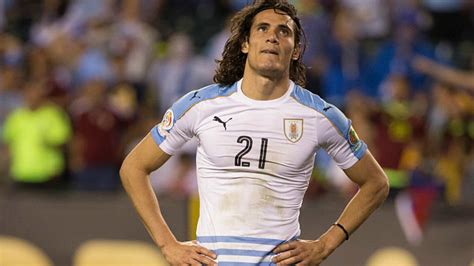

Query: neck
left=241, top=71, right=291, bottom=101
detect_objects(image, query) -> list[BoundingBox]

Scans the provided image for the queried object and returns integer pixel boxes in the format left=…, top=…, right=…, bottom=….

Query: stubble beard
left=250, top=60, right=288, bottom=80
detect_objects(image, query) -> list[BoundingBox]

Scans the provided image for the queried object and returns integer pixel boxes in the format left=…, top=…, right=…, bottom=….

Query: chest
left=195, top=106, right=318, bottom=172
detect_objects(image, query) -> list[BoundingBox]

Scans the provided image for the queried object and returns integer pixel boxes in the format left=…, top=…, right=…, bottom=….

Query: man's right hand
left=161, top=240, right=218, bottom=265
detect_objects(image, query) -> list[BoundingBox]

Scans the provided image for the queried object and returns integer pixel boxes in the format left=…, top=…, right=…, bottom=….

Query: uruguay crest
left=284, top=119, right=303, bottom=143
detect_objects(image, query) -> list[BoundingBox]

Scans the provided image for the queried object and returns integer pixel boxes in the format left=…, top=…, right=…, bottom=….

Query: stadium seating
left=366, top=246, right=418, bottom=266
left=0, top=235, right=53, bottom=266
left=73, top=239, right=167, bottom=266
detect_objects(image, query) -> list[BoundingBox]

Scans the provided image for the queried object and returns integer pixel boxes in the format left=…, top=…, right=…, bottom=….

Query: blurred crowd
left=0, top=0, right=473, bottom=212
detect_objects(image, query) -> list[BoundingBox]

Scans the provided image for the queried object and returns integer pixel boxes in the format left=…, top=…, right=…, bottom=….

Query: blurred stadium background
left=0, top=0, right=473, bottom=265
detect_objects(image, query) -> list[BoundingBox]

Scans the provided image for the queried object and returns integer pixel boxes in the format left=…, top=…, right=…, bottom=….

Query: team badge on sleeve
left=348, top=126, right=362, bottom=151
left=284, top=119, right=303, bottom=143
left=161, top=110, right=174, bottom=130
left=157, top=109, right=174, bottom=137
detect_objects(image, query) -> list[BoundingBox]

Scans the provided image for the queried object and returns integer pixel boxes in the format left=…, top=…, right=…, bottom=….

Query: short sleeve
left=317, top=105, right=367, bottom=169
left=151, top=91, right=200, bottom=155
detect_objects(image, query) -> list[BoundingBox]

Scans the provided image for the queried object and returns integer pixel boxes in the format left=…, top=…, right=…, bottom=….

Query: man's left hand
left=272, top=239, right=329, bottom=265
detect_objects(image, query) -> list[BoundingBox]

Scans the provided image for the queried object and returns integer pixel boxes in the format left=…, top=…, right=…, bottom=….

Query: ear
left=292, top=45, right=301, bottom=60
left=241, top=39, right=249, bottom=54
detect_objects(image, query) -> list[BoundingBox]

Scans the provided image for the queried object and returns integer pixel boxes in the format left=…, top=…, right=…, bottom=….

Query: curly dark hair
left=213, top=0, right=307, bottom=87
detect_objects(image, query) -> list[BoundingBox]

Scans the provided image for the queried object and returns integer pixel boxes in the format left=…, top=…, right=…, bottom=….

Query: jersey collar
left=235, top=79, right=295, bottom=107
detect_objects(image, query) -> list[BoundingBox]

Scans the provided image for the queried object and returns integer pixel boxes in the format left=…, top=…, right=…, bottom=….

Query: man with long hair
left=120, top=0, right=389, bottom=264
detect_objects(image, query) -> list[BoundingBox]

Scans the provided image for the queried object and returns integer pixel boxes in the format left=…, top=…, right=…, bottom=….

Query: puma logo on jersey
left=323, top=105, right=332, bottom=112
left=190, top=91, right=201, bottom=100
left=213, top=116, right=232, bottom=130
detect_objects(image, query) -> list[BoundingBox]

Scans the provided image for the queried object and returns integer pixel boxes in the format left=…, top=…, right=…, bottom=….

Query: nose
left=266, top=30, right=279, bottom=44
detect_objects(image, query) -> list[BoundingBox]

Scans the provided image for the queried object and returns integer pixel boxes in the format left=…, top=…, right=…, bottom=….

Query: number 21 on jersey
left=234, top=136, right=268, bottom=169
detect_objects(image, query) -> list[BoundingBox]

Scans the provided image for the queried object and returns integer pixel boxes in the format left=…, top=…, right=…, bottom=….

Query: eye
left=257, top=25, right=267, bottom=32
left=279, top=28, right=290, bottom=36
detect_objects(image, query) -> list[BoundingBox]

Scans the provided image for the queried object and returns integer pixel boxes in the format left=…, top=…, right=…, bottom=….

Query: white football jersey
left=151, top=80, right=367, bottom=264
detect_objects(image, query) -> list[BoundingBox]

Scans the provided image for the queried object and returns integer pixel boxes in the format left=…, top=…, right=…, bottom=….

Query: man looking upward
left=120, top=0, right=389, bottom=265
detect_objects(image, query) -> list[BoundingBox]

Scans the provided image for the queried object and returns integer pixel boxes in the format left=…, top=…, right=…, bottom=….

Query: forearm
left=320, top=178, right=389, bottom=253
left=272, top=178, right=388, bottom=265
left=120, top=166, right=177, bottom=248
left=335, top=181, right=387, bottom=236
left=431, top=65, right=474, bottom=90
left=417, top=57, right=474, bottom=91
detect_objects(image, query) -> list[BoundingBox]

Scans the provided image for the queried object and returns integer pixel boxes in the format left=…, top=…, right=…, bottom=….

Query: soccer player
left=120, top=0, right=389, bottom=265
